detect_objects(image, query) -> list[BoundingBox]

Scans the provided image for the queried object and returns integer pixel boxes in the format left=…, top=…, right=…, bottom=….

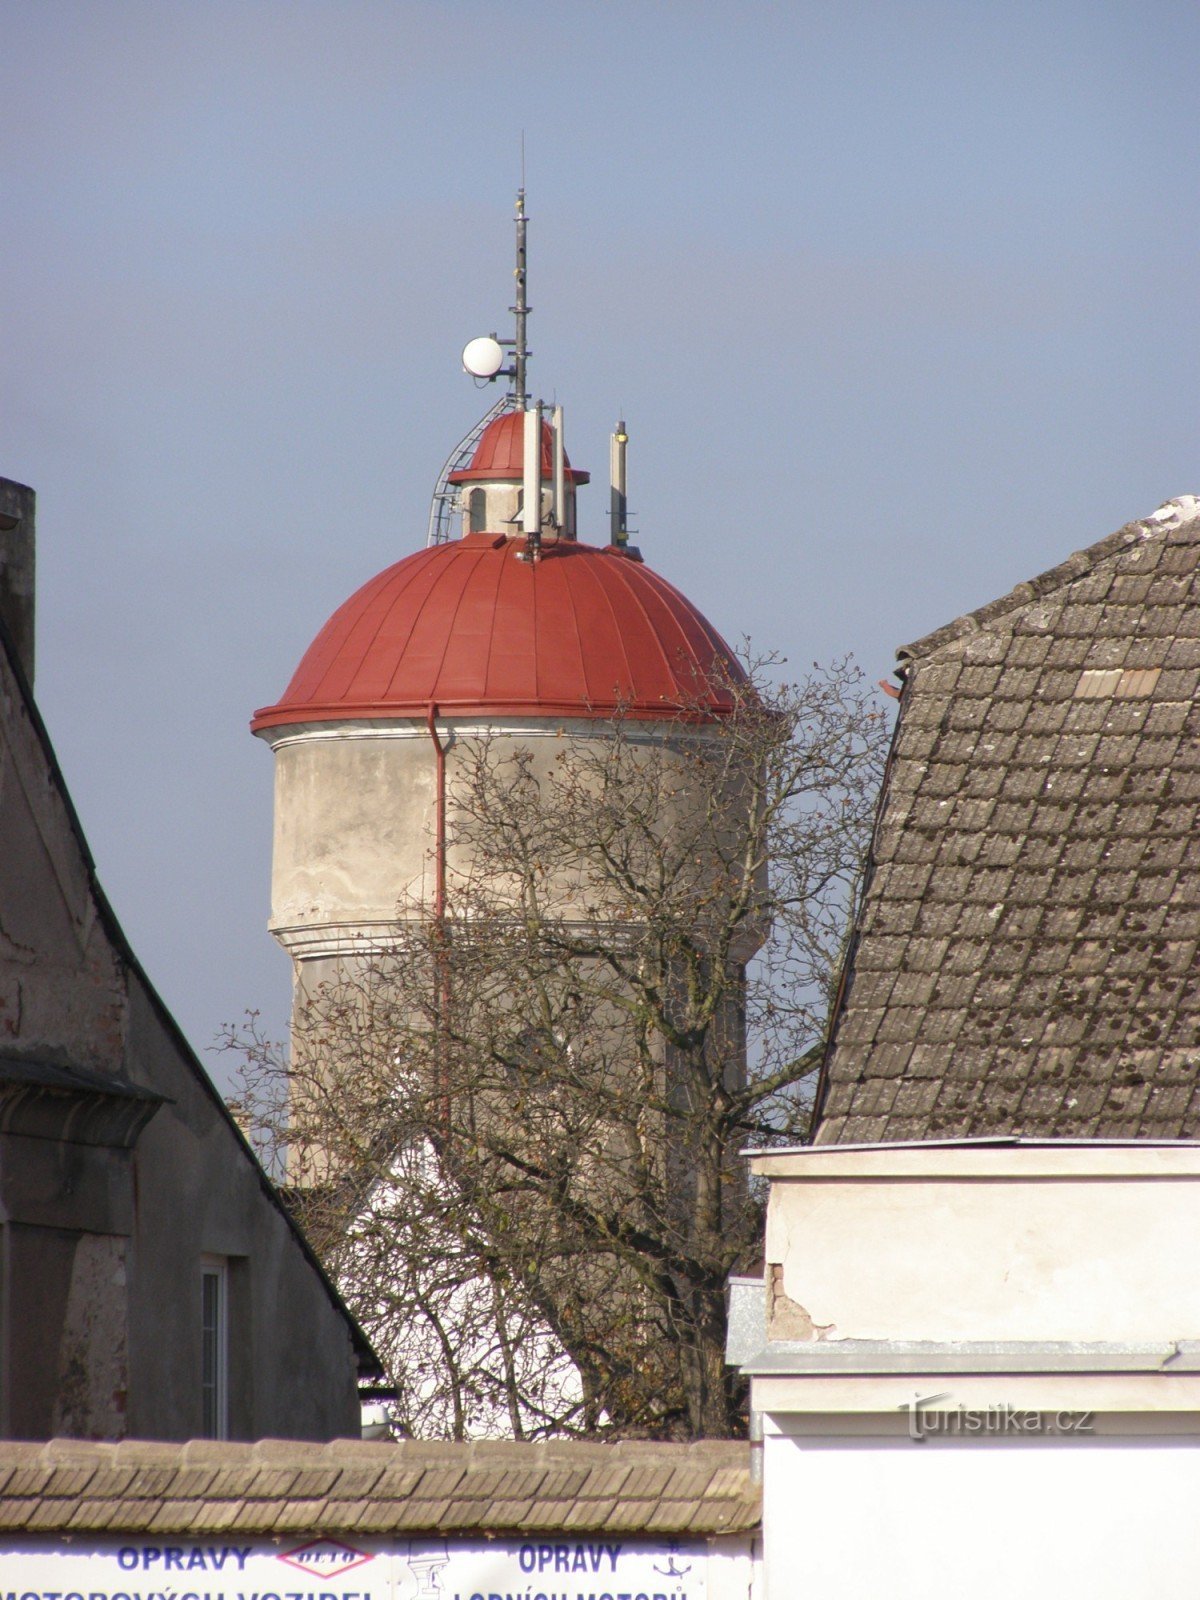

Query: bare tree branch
left=225, top=652, right=889, bottom=1439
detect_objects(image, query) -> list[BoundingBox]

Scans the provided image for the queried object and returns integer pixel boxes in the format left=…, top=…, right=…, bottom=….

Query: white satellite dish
left=462, top=336, right=505, bottom=379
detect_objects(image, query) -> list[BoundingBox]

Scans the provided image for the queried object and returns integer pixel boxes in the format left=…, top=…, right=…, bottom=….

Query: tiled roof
left=0, top=1438, right=758, bottom=1536
left=815, top=496, right=1200, bottom=1143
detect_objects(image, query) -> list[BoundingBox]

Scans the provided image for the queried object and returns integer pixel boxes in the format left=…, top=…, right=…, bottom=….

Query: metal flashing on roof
left=0, top=1055, right=164, bottom=1100
left=745, top=1136, right=1200, bottom=1158
left=726, top=1275, right=768, bottom=1367
left=0, top=1055, right=166, bottom=1147
left=741, top=1340, right=1200, bottom=1377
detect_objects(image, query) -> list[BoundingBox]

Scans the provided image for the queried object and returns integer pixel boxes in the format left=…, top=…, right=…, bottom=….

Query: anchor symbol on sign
left=653, top=1546, right=693, bottom=1578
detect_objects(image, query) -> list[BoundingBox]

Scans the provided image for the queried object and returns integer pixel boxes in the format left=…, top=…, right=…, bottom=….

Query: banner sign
left=0, top=1537, right=707, bottom=1600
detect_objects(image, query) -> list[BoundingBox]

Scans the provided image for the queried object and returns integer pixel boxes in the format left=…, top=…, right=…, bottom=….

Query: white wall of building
left=743, top=1140, right=1200, bottom=1600
left=763, top=1425, right=1200, bottom=1600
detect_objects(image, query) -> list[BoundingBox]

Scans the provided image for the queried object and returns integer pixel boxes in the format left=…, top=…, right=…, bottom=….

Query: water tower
left=251, top=195, right=755, bottom=1048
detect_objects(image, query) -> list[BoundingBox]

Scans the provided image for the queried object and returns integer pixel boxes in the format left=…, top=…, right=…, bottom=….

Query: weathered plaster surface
left=758, top=1144, right=1200, bottom=1344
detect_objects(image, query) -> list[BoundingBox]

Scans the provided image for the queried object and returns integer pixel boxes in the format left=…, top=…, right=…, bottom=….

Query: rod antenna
left=552, top=404, right=566, bottom=532
left=610, top=419, right=629, bottom=546
left=523, top=402, right=542, bottom=559
left=512, top=188, right=529, bottom=409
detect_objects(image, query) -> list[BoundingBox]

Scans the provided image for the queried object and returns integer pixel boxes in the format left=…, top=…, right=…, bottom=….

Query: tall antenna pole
left=511, top=188, right=529, bottom=409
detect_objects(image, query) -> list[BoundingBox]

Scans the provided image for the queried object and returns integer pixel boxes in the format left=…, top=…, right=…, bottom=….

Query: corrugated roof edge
left=895, top=505, right=1197, bottom=664
left=0, top=1438, right=759, bottom=1537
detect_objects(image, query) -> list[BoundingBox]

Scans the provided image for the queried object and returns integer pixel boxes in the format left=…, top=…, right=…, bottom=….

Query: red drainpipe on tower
left=426, top=704, right=450, bottom=1134
left=425, top=703, right=447, bottom=920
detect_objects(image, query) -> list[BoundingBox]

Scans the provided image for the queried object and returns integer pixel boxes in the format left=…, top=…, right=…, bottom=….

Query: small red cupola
left=447, top=412, right=590, bottom=486
left=448, top=408, right=589, bottom=542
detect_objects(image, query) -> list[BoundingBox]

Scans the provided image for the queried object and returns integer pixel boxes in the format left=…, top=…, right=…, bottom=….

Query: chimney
left=0, top=478, right=35, bottom=687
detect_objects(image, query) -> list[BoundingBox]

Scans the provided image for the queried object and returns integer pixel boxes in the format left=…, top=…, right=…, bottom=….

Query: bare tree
left=230, top=655, right=889, bottom=1439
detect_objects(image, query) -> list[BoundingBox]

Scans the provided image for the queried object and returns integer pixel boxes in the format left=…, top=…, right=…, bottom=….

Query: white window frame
left=200, top=1255, right=229, bottom=1439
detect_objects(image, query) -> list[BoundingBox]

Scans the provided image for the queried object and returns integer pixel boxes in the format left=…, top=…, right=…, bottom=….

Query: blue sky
left=4, top=0, right=1198, bottom=1083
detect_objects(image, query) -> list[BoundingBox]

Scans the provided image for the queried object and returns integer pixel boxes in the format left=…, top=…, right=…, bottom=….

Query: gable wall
left=0, top=643, right=126, bottom=1073
left=0, top=604, right=364, bottom=1440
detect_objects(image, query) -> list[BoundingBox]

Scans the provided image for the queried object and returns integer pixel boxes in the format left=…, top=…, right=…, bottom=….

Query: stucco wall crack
left=0, top=904, right=37, bottom=961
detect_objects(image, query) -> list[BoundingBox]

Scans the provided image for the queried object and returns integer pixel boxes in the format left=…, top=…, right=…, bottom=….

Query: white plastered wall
left=762, top=1424, right=1200, bottom=1600
left=747, top=1141, right=1200, bottom=1600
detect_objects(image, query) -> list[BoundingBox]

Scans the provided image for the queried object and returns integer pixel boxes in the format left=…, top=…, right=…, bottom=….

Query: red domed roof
left=251, top=534, right=744, bottom=731
left=446, top=411, right=590, bottom=485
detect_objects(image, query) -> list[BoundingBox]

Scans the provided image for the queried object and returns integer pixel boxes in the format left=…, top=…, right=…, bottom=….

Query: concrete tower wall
left=261, top=716, right=763, bottom=965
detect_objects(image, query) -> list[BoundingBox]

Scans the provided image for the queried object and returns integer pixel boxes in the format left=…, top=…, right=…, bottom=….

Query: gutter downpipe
left=426, top=703, right=450, bottom=1133
left=426, top=703, right=447, bottom=922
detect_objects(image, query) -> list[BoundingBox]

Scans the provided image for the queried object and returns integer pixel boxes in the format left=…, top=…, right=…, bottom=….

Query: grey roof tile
left=0, top=1500, right=40, bottom=1528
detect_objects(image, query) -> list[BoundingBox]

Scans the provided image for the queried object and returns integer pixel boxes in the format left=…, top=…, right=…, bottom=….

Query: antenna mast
left=460, top=187, right=532, bottom=404
left=511, top=188, right=529, bottom=408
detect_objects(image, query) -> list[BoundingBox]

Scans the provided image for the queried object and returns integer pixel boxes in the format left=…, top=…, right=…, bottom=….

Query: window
left=468, top=488, right=487, bottom=533
left=200, top=1256, right=229, bottom=1439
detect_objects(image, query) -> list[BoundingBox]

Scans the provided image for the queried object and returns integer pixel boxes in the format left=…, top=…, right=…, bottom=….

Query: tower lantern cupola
left=447, top=411, right=589, bottom=540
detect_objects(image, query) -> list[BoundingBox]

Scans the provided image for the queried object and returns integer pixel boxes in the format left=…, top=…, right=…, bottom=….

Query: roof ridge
left=896, top=497, right=1200, bottom=664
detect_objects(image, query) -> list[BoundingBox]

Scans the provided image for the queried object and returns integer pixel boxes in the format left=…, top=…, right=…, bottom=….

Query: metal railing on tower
left=425, top=395, right=515, bottom=546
